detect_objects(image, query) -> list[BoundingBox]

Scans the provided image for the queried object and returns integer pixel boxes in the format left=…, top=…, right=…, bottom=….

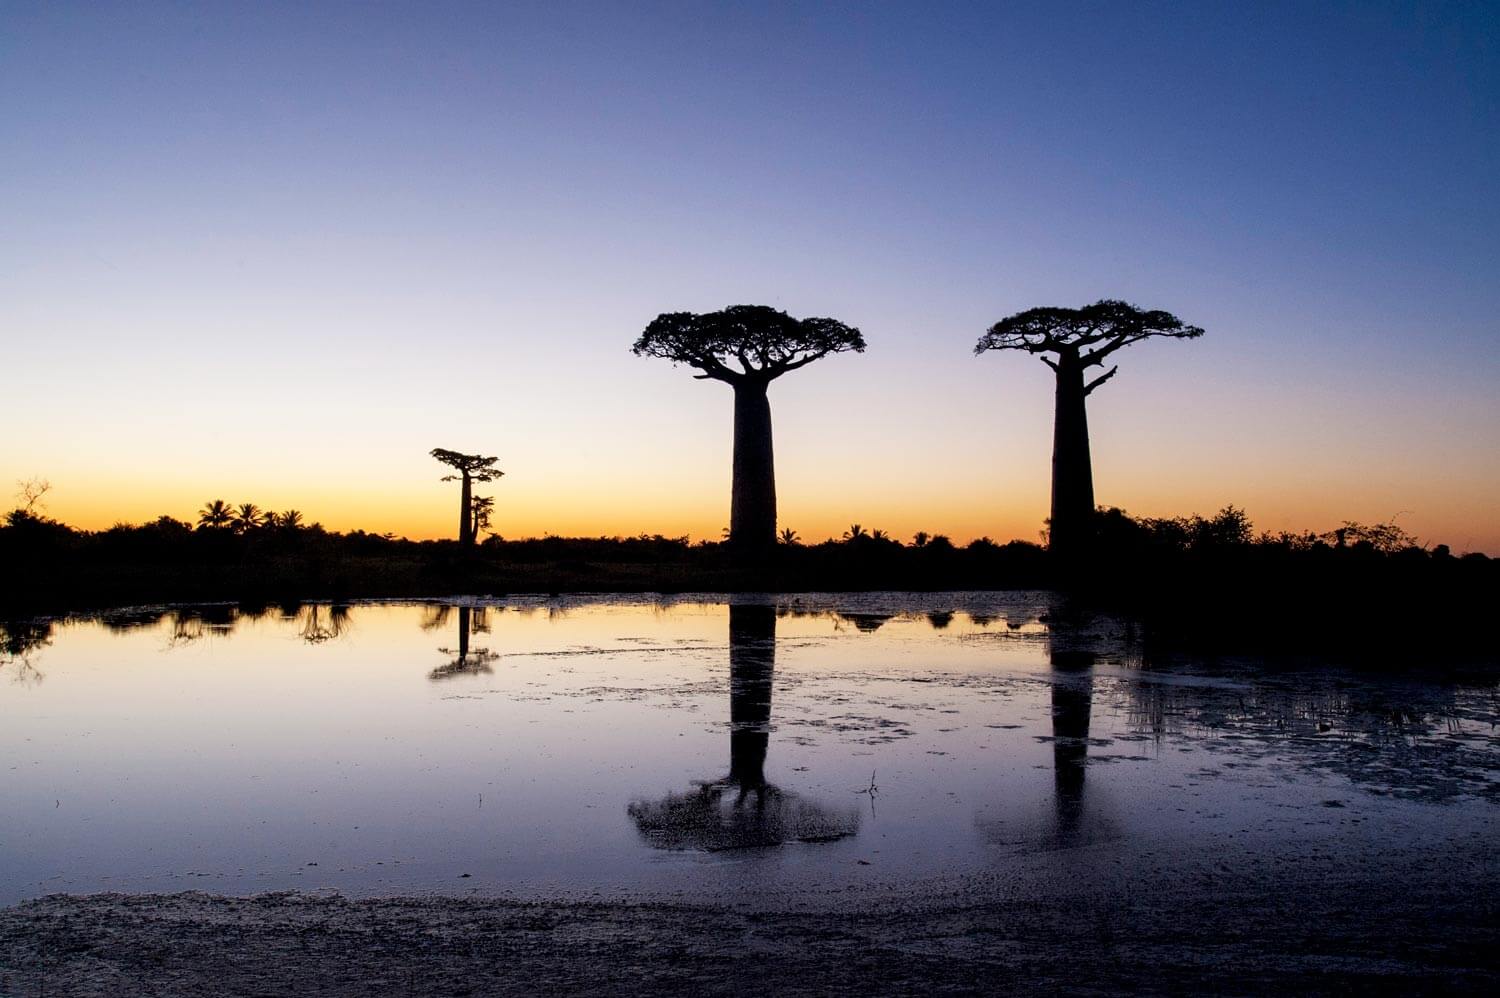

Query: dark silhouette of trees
left=430, top=449, right=503, bottom=547
left=470, top=495, right=495, bottom=541
left=633, top=305, right=865, bottom=550
left=976, top=300, right=1203, bottom=560
left=198, top=499, right=233, bottom=530
left=232, top=503, right=264, bottom=534
left=15, top=478, right=50, bottom=514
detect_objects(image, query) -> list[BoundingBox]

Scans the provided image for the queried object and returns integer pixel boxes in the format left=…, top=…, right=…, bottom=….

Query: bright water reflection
left=1, top=596, right=1496, bottom=904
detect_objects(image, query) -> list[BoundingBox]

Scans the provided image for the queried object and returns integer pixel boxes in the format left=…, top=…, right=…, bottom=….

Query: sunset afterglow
left=3, top=3, right=1496, bottom=550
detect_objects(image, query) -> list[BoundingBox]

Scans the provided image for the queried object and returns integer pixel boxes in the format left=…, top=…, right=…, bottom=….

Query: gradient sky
left=3, top=1, right=1497, bottom=551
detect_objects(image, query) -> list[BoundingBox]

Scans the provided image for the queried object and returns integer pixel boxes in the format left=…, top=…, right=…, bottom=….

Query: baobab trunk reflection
left=727, top=602, right=775, bottom=789
left=626, top=602, right=858, bottom=850
left=1049, top=647, right=1095, bottom=842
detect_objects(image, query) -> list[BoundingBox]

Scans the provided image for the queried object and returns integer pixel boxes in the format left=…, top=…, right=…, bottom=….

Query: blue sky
left=3, top=2, right=1497, bottom=548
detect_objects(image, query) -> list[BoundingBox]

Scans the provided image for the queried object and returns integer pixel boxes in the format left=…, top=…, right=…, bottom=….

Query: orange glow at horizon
left=27, top=465, right=1498, bottom=556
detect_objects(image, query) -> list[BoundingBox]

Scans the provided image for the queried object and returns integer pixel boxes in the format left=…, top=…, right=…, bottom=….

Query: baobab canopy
left=632, top=304, right=865, bottom=384
left=975, top=299, right=1203, bottom=395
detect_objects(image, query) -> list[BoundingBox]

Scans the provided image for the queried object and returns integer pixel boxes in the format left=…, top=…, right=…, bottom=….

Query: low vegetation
left=2, top=501, right=1494, bottom=662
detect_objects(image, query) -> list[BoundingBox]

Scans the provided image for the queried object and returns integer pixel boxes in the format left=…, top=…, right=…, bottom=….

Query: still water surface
left=2, top=595, right=1496, bottom=905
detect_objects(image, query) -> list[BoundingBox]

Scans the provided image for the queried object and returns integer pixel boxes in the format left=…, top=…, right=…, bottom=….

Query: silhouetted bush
left=1, top=504, right=1494, bottom=662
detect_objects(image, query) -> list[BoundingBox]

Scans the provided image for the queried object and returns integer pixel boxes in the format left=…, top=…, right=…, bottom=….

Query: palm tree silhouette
left=197, top=499, right=233, bottom=530
left=232, top=503, right=264, bottom=534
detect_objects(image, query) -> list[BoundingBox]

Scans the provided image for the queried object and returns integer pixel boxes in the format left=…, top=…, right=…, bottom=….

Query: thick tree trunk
left=1050, top=354, right=1095, bottom=561
left=458, top=473, right=473, bottom=546
left=728, top=603, right=775, bottom=788
left=729, top=382, right=777, bottom=549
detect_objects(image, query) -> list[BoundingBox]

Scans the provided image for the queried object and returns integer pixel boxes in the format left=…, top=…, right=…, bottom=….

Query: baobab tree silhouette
left=633, top=305, right=865, bottom=550
left=976, top=300, right=1203, bottom=561
left=430, top=449, right=503, bottom=547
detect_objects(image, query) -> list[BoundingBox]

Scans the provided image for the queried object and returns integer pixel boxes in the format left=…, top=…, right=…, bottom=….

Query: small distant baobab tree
left=975, top=299, right=1203, bottom=559
left=430, top=448, right=503, bottom=546
left=633, top=305, right=865, bottom=549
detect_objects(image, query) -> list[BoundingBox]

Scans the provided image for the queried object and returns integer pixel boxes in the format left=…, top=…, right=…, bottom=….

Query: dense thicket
left=1, top=505, right=1493, bottom=661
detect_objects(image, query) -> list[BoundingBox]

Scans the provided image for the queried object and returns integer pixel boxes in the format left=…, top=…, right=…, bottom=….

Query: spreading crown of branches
left=633, top=304, right=865, bottom=383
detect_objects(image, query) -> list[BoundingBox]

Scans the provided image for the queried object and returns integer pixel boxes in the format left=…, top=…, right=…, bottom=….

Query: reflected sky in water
left=2, top=596, right=1496, bottom=904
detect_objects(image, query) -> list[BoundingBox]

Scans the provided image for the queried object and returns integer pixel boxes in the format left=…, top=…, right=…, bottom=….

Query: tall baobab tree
left=976, top=300, right=1202, bottom=560
left=430, top=449, right=503, bottom=546
left=633, top=305, right=865, bottom=549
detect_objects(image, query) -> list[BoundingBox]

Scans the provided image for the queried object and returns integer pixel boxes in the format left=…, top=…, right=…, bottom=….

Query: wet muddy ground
left=2, top=595, right=1497, bottom=993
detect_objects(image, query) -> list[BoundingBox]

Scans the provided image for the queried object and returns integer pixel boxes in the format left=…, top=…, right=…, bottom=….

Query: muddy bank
left=4, top=837, right=1496, bottom=997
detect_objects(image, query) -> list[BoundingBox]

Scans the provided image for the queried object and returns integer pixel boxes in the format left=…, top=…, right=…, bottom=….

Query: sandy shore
left=4, top=834, right=1496, bottom=997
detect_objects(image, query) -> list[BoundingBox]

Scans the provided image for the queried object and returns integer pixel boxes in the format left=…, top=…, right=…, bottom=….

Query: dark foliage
left=1, top=505, right=1493, bottom=663
left=633, top=304, right=865, bottom=385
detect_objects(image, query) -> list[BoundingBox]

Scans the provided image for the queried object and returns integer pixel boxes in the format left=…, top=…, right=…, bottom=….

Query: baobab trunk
left=730, top=381, right=777, bottom=549
left=1050, top=352, right=1095, bottom=560
left=458, top=472, right=473, bottom=546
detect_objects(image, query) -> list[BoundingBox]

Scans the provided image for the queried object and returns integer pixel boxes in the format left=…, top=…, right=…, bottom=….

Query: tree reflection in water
left=0, top=619, right=51, bottom=685
left=974, top=605, right=1118, bottom=849
left=430, top=605, right=497, bottom=681
left=628, top=603, right=860, bottom=850
left=298, top=604, right=351, bottom=644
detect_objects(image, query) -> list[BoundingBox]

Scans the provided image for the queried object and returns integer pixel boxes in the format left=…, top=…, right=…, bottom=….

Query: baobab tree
left=976, top=300, right=1202, bottom=560
left=633, top=305, right=865, bottom=549
left=430, top=448, right=503, bottom=546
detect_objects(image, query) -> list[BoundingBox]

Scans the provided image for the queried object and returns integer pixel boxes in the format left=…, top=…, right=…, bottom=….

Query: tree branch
left=773, top=348, right=832, bottom=377
left=1082, top=334, right=1147, bottom=366
left=1084, top=365, right=1119, bottom=395
left=689, top=354, right=741, bottom=384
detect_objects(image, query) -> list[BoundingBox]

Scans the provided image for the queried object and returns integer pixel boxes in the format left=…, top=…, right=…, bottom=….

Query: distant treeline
left=2, top=503, right=1494, bottom=662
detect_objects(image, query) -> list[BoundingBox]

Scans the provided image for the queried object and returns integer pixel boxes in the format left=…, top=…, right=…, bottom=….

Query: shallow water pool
left=2, top=594, right=1496, bottom=905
